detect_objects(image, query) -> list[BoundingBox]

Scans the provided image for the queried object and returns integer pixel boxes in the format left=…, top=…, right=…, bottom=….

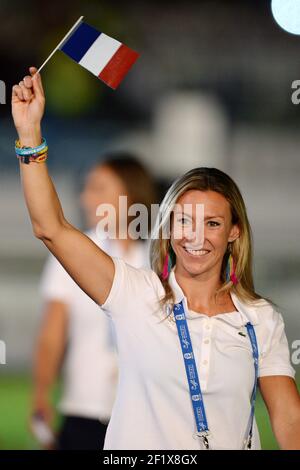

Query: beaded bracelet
left=15, top=137, right=48, bottom=164
left=15, top=137, right=47, bottom=156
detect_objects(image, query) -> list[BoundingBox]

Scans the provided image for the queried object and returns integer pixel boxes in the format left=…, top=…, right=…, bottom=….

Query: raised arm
left=11, top=67, right=114, bottom=305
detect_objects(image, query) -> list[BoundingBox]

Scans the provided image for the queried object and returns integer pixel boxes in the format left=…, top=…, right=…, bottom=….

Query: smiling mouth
left=183, top=247, right=211, bottom=257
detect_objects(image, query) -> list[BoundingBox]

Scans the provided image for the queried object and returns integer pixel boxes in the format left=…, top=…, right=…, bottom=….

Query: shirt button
left=204, top=339, right=210, bottom=344
left=205, top=324, right=211, bottom=330
left=203, top=360, right=208, bottom=365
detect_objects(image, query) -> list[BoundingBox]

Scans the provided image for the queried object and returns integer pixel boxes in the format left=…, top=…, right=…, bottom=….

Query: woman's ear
left=228, top=224, right=240, bottom=243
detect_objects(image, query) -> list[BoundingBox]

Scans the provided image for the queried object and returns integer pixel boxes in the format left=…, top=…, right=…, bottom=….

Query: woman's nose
left=184, top=226, right=204, bottom=246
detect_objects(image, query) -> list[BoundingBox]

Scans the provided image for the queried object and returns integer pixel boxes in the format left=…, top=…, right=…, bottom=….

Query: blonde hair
left=150, top=167, right=263, bottom=309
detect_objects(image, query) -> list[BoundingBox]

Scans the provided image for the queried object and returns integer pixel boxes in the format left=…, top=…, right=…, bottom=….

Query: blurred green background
left=0, top=375, right=299, bottom=449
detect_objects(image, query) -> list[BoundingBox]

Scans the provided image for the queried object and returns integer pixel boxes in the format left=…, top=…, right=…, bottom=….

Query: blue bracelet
left=15, top=137, right=47, bottom=156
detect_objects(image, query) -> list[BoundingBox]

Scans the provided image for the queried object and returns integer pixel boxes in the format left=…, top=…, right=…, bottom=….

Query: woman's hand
left=11, top=66, right=45, bottom=146
left=31, top=395, right=55, bottom=429
left=29, top=396, right=56, bottom=449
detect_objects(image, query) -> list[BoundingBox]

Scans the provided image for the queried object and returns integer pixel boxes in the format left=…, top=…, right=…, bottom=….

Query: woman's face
left=80, top=165, right=128, bottom=229
left=171, top=189, right=240, bottom=280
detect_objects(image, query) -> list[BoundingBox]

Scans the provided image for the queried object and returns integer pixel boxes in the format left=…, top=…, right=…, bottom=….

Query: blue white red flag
left=58, top=18, right=140, bottom=89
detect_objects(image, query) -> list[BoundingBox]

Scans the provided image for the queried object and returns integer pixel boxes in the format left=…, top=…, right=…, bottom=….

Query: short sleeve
left=100, top=257, right=162, bottom=319
left=39, top=254, right=74, bottom=304
left=258, top=310, right=296, bottom=378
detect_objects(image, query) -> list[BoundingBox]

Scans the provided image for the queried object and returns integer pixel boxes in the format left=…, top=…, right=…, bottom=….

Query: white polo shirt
left=40, top=231, right=149, bottom=422
left=101, top=258, right=295, bottom=450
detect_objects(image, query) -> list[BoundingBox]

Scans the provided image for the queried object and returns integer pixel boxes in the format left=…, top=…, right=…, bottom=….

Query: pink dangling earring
left=162, top=250, right=173, bottom=280
left=226, top=245, right=239, bottom=285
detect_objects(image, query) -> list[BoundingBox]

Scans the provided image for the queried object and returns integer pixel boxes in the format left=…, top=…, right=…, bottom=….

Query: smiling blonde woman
left=11, top=67, right=300, bottom=450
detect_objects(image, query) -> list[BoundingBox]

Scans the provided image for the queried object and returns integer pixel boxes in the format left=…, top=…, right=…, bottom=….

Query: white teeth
left=184, top=248, right=210, bottom=256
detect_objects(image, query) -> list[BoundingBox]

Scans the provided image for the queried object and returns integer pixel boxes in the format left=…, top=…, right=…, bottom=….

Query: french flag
left=59, top=19, right=140, bottom=89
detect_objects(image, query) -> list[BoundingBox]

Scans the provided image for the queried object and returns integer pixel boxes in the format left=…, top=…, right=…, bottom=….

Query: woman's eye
left=177, top=217, right=190, bottom=224
left=207, top=220, right=220, bottom=227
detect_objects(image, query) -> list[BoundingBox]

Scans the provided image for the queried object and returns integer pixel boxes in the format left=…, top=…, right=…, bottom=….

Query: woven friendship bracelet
left=17, top=152, right=48, bottom=164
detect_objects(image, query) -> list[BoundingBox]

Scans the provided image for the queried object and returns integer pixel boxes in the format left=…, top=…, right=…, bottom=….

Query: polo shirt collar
left=168, top=269, right=259, bottom=326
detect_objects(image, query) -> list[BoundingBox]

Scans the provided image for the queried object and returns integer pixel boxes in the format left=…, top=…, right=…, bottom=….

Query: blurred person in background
left=31, top=154, right=157, bottom=450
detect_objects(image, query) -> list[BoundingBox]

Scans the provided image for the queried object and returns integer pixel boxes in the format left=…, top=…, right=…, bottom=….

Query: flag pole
left=37, top=16, right=84, bottom=73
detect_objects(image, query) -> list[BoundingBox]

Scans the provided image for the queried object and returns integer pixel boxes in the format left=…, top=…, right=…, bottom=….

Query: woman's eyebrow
left=204, top=215, right=225, bottom=220
left=174, top=210, right=192, bottom=216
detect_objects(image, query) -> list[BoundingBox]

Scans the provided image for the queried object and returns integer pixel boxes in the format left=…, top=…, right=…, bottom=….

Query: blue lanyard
left=244, top=322, right=259, bottom=449
left=173, top=300, right=259, bottom=450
